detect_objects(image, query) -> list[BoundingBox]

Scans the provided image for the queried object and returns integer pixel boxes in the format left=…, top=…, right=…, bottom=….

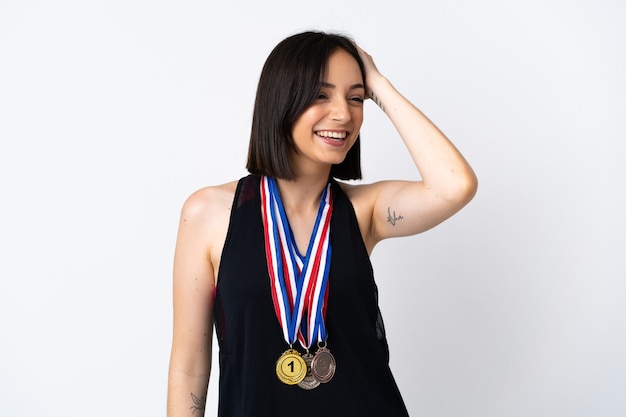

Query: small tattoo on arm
left=387, top=207, right=404, bottom=226
left=190, top=393, right=206, bottom=415
left=369, top=90, right=385, bottom=112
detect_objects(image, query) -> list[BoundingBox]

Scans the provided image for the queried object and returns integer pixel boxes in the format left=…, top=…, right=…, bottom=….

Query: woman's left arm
left=356, top=46, right=478, bottom=247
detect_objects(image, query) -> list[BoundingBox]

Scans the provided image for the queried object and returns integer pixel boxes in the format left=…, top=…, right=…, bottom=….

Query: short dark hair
left=246, top=31, right=365, bottom=180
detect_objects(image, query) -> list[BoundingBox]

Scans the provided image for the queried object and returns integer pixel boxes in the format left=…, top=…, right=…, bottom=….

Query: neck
left=275, top=173, right=330, bottom=213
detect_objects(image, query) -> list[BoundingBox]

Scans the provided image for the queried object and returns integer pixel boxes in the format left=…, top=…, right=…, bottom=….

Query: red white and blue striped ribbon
left=261, top=176, right=332, bottom=349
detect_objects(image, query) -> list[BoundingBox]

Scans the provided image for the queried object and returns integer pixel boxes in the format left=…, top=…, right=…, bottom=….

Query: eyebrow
left=321, top=82, right=365, bottom=90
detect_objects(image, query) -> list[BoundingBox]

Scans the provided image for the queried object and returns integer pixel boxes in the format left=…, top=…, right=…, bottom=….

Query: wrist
left=367, top=75, right=391, bottom=111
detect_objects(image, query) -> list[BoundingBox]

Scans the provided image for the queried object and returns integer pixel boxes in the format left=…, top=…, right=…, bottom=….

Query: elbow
left=459, top=171, right=479, bottom=205
left=464, top=170, right=479, bottom=201
left=443, top=170, right=478, bottom=207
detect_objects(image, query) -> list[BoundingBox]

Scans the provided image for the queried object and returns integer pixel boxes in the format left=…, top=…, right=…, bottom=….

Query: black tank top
left=214, top=175, right=409, bottom=416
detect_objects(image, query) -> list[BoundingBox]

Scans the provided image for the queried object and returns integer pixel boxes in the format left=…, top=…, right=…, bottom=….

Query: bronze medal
left=310, top=346, right=336, bottom=383
left=276, top=349, right=307, bottom=385
left=297, top=352, right=320, bottom=390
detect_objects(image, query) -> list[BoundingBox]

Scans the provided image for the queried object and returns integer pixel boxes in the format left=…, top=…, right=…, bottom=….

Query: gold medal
left=276, top=348, right=307, bottom=385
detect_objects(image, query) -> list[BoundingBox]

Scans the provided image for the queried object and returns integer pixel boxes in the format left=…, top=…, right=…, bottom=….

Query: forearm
left=368, top=74, right=477, bottom=201
left=167, top=368, right=211, bottom=417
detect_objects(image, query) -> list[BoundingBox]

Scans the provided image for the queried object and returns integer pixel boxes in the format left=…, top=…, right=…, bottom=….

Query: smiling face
left=290, top=48, right=365, bottom=177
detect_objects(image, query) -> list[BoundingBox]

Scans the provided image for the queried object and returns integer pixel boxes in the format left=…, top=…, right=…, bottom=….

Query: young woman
left=167, top=31, right=477, bottom=416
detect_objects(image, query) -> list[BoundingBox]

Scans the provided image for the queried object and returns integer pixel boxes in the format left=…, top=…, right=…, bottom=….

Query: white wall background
left=1, top=0, right=624, bottom=416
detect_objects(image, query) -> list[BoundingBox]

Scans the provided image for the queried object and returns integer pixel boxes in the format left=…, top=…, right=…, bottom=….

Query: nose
left=330, top=98, right=351, bottom=123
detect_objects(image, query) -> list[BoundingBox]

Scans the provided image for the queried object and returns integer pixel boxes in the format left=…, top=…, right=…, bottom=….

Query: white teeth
left=317, top=130, right=347, bottom=139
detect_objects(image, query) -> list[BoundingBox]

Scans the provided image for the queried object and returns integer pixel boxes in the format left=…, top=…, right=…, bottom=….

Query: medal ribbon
left=261, top=176, right=332, bottom=349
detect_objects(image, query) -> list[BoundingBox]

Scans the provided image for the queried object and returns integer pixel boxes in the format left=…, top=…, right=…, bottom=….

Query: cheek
left=352, top=109, right=364, bottom=130
left=352, top=103, right=364, bottom=118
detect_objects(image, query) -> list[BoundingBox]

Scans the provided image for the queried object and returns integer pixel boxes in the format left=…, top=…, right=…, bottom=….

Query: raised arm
left=355, top=46, right=478, bottom=250
left=167, top=190, right=219, bottom=417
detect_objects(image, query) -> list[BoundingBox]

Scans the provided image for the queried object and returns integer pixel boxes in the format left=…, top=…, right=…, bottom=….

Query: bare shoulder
left=337, top=180, right=383, bottom=199
left=338, top=180, right=397, bottom=213
left=181, top=180, right=239, bottom=222
left=177, top=180, right=239, bottom=277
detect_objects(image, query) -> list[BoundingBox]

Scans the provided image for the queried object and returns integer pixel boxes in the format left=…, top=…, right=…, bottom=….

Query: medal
left=276, top=348, right=307, bottom=385
left=261, top=176, right=334, bottom=386
left=297, top=352, right=320, bottom=390
left=311, top=344, right=336, bottom=383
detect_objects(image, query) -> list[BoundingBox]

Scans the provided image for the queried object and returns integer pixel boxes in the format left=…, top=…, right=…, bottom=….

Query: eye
left=349, top=96, right=364, bottom=105
left=317, top=93, right=329, bottom=100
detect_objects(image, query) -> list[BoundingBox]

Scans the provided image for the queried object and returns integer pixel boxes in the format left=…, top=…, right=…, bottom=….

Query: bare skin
left=167, top=46, right=477, bottom=416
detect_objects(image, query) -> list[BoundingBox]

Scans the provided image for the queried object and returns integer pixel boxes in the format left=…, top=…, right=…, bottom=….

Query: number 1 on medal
left=281, top=358, right=300, bottom=377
